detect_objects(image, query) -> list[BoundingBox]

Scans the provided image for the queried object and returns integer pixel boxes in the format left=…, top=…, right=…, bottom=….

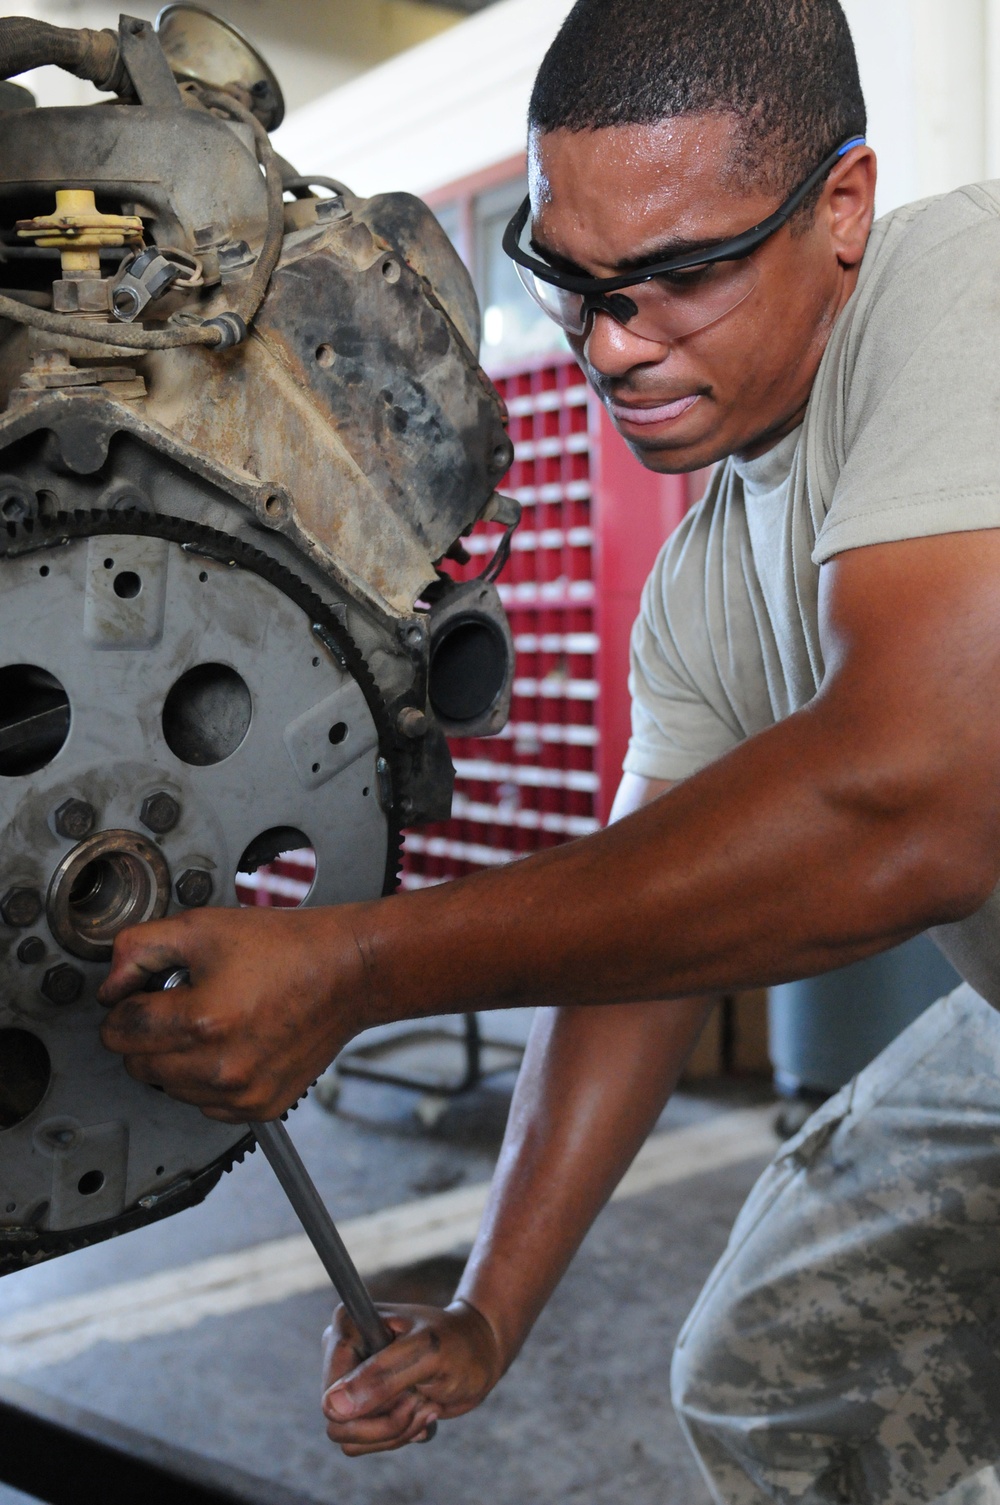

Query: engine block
left=0, top=7, right=516, bottom=1271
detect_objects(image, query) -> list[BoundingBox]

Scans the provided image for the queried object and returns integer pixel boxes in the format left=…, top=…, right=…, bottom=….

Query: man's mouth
left=608, top=394, right=700, bottom=428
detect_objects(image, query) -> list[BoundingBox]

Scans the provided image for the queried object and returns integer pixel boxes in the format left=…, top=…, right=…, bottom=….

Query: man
left=99, top=1, right=1000, bottom=1498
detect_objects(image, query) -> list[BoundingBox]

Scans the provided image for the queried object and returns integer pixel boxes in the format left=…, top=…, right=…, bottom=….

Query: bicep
left=817, top=529, right=1000, bottom=854
left=819, top=528, right=1000, bottom=719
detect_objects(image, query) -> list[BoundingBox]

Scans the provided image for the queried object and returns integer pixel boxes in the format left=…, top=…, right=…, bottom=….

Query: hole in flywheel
left=113, top=571, right=141, bottom=599
left=0, top=665, right=71, bottom=777
left=162, top=664, right=252, bottom=766
left=0, top=1029, right=51, bottom=1130
left=236, top=827, right=315, bottom=909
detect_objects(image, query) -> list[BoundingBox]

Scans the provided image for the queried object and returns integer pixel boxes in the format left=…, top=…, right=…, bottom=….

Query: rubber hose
left=0, top=18, right=128, bottom=94
left=0, top=293, right=223, bottom=348
left=198, top=90, right=285, bottom=329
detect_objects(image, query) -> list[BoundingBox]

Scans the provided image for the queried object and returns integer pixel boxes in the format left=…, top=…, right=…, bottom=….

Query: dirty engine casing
left=0, top=8, right=516, bottom=1272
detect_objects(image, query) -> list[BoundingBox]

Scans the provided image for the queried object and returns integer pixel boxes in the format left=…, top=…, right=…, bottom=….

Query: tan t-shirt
left=624, top=181, right=1000, bottom=1003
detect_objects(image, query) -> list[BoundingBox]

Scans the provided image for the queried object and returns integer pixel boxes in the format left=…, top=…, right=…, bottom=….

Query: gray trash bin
left=769, top=933, right=961, bottom=1097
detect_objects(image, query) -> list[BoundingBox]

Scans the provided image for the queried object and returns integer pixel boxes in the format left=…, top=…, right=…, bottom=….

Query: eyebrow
left=615, top=234, right=732, bottom=271
left=529, top=230, right=733, bottom=278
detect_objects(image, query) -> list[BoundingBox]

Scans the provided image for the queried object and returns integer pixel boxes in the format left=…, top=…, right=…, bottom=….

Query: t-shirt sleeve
left=624, top=509, right=745, bottom=783
left=815, top=185, right=1000, bottom=563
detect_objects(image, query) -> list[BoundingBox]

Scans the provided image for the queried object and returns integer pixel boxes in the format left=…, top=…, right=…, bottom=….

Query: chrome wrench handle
left=159, top=970, right=436, bottom=1438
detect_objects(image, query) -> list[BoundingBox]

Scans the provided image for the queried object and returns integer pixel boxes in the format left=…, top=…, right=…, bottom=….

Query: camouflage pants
left=672, top=983, right=1000, bottom=1504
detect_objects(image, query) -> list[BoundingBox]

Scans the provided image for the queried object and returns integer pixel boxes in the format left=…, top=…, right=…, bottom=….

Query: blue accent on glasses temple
left=838, top=137, right=867, bottom=155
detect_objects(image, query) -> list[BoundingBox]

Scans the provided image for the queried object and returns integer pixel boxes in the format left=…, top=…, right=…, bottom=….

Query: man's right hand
left=322, top=1299, right=504, bottom=1455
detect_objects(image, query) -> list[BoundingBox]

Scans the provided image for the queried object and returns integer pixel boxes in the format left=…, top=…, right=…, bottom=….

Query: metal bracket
left=110, top=248, right=183, bottom=322
left=118, top=15, right=184, bottom=108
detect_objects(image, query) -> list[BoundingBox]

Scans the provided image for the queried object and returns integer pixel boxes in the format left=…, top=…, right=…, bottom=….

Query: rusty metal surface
left=0, top=106, right=269, bottom=254
left=141, top=210, right=510, bottom=613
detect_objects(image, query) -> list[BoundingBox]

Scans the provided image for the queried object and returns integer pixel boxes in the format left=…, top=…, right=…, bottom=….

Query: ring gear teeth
left=0, top=510, right=402, bottom=1274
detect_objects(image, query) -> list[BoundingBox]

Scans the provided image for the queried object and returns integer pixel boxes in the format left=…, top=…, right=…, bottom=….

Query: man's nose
left=582, top=310, right=672, bottom=378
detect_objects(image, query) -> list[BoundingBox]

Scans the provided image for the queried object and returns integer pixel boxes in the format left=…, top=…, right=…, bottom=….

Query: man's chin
left=614, top=419, right=726, bottom=475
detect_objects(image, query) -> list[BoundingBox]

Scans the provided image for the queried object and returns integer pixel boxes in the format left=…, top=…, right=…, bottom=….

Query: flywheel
left=0, top=511, right=400, bottom=1271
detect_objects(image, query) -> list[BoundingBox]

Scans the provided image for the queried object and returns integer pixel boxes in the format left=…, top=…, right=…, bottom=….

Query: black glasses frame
left=502, top=136, right=867, bottom=295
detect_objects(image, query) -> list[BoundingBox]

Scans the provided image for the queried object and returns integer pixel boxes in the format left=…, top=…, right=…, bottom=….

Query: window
left=431, top=167, right=566, bottom=372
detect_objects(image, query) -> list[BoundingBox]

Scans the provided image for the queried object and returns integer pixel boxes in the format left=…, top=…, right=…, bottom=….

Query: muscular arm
left=100, top=530, right=1000, bottom=1118
left=321, top=776, right=714, bottom=1452
left=456, top=779, right=713, bottom=1371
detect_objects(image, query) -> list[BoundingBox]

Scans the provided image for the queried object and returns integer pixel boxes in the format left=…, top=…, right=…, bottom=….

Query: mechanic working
left=98, top=1, right=1000, bottom=1498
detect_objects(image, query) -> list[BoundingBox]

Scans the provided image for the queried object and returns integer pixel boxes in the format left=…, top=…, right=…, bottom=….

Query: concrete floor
left=0, top=1015, right=775, bottom=1505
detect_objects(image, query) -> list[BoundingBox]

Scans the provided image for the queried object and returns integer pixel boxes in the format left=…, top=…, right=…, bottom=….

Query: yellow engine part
left=16, top=189, right=144, bottom=274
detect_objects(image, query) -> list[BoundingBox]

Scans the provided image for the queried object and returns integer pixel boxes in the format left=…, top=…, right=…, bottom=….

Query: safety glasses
left=503, top=136, right=866, bottom=344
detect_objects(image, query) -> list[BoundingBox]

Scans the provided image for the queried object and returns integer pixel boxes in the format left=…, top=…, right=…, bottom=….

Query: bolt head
left=1, top=887, right=42, bottom=929
left=42, top=963, right=84, bottom=1006
left=140, top=791, right=180, bottom=835
left=54, top=799, right=95, bottom=841
left=16, top=936, right=45, bottom=965
left=176, top=869, right=213, bottom=908
left=491, top=439, right=514, bottom=475
left=396, top=707, right=428, bottom=739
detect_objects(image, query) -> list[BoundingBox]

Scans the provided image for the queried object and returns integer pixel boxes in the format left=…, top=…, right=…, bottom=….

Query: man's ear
left=824, top=146, right=877, bottom=270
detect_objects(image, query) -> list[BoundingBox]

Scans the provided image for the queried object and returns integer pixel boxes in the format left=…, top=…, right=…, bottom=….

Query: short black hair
left=529, top=0, right=866, bottom=202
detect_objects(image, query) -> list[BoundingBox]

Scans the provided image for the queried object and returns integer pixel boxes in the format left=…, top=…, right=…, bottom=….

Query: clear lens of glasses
left=514, top=255, right=759, bottom=343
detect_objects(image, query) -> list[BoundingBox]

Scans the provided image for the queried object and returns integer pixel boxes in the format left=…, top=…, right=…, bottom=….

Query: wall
left=273, top=0, right=574, bottom=196
left=843, top=0, right=1000, bottom=213
left=3, top=0, right=459, bottom=113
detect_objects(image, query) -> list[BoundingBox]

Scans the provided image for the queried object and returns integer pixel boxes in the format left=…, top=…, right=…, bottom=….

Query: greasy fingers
left=101, top=990, right=204, bottom=1056
left=97, top=905, right=368, bottom=1120
left=334, top=1396, right=439, bottom=1456
left=98, top=914, right=199, bottom=1007
left=321, top=1301, right=503, bottom=1454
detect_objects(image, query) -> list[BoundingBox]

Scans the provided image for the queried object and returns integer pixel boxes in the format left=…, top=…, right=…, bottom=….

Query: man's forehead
left=528, top=114, right=772, bottom=269
left=529, top=114, right=746, bottom=203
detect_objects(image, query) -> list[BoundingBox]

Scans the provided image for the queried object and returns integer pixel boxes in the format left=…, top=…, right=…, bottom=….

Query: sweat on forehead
left=528, top=0, right=866, bottom=200
left=528, top=112, right=774, bottom=216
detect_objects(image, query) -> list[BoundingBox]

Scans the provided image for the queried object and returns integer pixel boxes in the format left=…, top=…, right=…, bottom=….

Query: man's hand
left=98, top=905, right=370, bottom=1122
left=322, top=1299, right=503, bottom=1455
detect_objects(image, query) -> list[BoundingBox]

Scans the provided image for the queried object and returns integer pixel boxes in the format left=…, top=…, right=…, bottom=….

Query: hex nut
left=176, top=869, right=213, bottom=908
left=42, top=963, right=84, bottom=1006
left=54, top=799, right=95, bottom=841
left=140, top=791, right=181, bottom=835
left=16, top=936, right=45, bottom=965
left=1, top=887, right=42, bottom=929
left=396, top=707, right=428, bottom=739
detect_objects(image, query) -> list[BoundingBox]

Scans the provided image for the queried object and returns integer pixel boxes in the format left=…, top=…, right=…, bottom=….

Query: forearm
left=455, top=996, right=713, bottom=1370
left=350, top=703, right=989, bottom=1027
